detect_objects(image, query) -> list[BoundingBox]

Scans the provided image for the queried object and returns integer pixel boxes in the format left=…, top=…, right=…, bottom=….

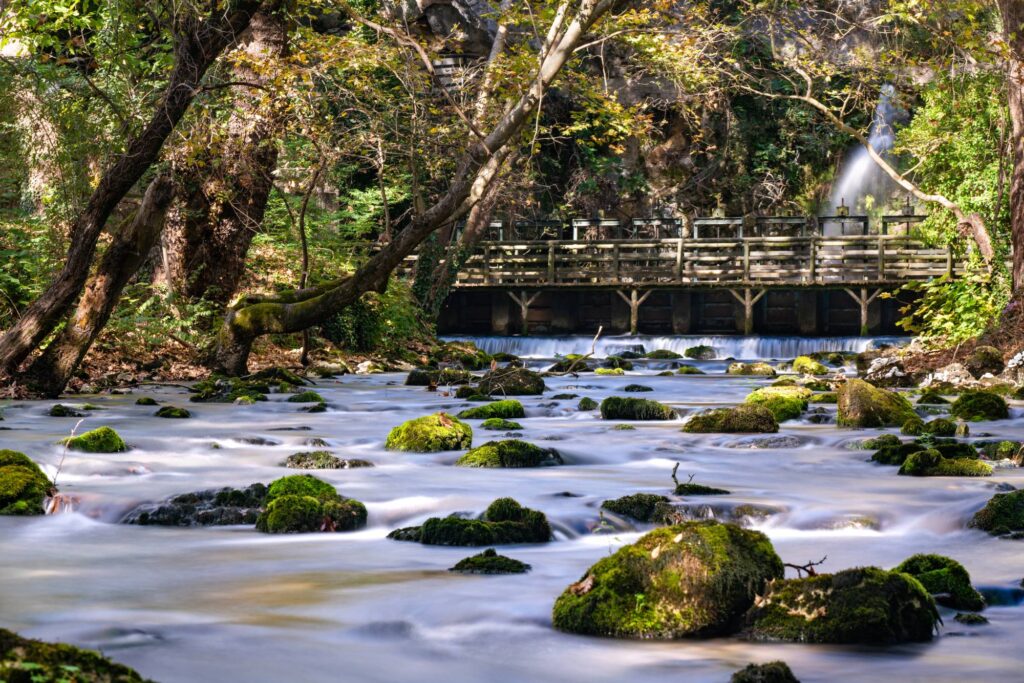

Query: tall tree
left=999, top=0, right=1024, bottom=290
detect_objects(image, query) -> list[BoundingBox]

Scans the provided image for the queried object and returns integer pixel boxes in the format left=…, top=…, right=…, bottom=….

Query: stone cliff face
left=383, top=0, right=498, bottom=55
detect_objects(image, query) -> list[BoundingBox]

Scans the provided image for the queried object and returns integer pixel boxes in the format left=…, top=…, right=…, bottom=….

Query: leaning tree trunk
left=24, top=174, right=175, bottom=397
left=0, top=2, right=265, bottom=376
left=1000, top=0, right=1024, bottom=291
left=159, top=9, right=289, bottom=306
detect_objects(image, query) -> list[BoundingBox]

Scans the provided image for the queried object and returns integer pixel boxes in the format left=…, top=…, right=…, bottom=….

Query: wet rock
left=305, top=437, right=329, bottom=447
left=727, top=435, right=809, bottom=449
left=676, top=365, right=704, bottom=375
left=969, top=490, right=1024, bottom=537
left=727, top=362, right=776, bottom=377
left=612, top=424, right=636, bottom=431
left=683, top=405, right=778, bottom=434
left=384, top=413, right=473, bottom=452
left=550, top=393, right=579, bottom=400
left=388, top=497, right=551, bottom=546
left=552, top=521, right=783, bottom=638
left=455, top=440, right=562, bottom=468
left=731, top=661, right=800, bottom=683
left=917, top=390, right=950, bottom=405
left=476, top=367, right=546, bottom=396
left=287, top=390, right=325, bottom=404
left=577, top=397, right=598, bottom=411
left=685, top=345, right=716, bottom=360
left=898, top=449, right=991, bottom=477
left=950, top=390, right=1009, bottom=422
left=601, top=356, right=634, bottom=370
left=249, top=367, right=310, bottom=386
left=457, top=399, right=525, bottom=420
left=0, top=628, right=150, bottom=682
left=548, top=355, right=594, bottom=373
left=122, top=484, right=268, bottom=526
left=920, top=362, right=977, bottom=391
left=675, top=482, right=730, bottom=496
left=237, top=436, right=280, bottom=446
left=792, top=356, right=828, bottom=375
left=623, top=384, right=654, bottom=393
left=135, top=396, right=159, bottom=406
left=601, top=493, right=672, bottom=523
left=965, top=345, right=1004, bottom=378
left=954, top=612, right=989, bottom=625
left=745, top=567, right=939, bottom=644
left=894, top=554, right=985, bottom=611
left=744, top=386, right=810, bottom=422
left=406, top=367, right=473, bottom=386
left=837, top=379, right=916, bottom=428
left=355, top=360, right=384, bottom=374
left=255, top=475, right=366, bottom=534
left=449, top=548, right=531, bottom=574
left=282, top=451, right=373, bottom=469
left=480, top=418, right=523, bottom=430
left=62, top=426, right=127, bottom=453
left=48, top=403, right=83, bottom=417
left=600, top=397, right=675, bottom=420
left=863, top=356, right=914, bottom=387
left=154, top=406, right=190, bottom=419
left=644, top=349, right=683, bottom=360
left=0, top=450, right=53, bottom=516
left=190, top=375, right=269, bottom=403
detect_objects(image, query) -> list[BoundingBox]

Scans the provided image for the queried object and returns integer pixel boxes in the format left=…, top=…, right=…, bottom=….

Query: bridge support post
left=843, top=287, right=881, bottom=336
left=616, top=289, right=652, bottom=335
left=728, top=288, right=766, bottom=335
left=507, top=290, right=542, bottom=335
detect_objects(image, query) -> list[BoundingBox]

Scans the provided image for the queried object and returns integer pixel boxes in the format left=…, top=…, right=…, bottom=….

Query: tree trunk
left=24, top=174, right=175, bottom=397
left=1000, top=0, right=1024, bottom=291
left=159, top=9, right=290, bottom=305
left=0, top=2, right=265, bottom=376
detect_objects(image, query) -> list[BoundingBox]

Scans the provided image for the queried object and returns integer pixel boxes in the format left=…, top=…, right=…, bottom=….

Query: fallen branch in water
left=547, top=325, right=604, bottom=377
left=785, top=556, right=828, bottom=578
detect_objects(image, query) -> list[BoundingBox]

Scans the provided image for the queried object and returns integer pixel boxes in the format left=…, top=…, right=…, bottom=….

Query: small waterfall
left=443, top=334, right=907, bottom=360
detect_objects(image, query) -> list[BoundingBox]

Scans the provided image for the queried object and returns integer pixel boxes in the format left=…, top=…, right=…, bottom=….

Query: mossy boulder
left=745, top=567, right=939, bottom=644
left=600, top=397, right=675, bottom=420
left=48, top=403, right=83, bottom=417
left=676, top=365, right=705, bottom=375
left=388, top=497, right=551, bottom=546
left=406, top=367, right=473, bottom=386
left=577, top=397, right=598, bottom=411
left=601, top=493, right=672, bottom=523
left=283, top=451, right=346, bottom=469
left=744, top=386, right=810, bottom=422
left=872, top=441, right=978, bottom=467
left=476, top=367, right=546, bottom=396
left=675, top=482, right=730, bottom=496
left=190, top=375, right=269, bottom=403
left=685, top=345, right=716, bottom=360
left=481, top=418, right=523, bottom=431
left=836, top=379, right=916, bottom=428
left=731, top=661, right=799, bottom=683
left=792, top=356, right=828, bottom=375
left=457, top=399, right=525, bottom=420
left=449, top=548, right=531, bottom=574
left=917, top=390, right=950, bottom=405
left=455, top=440, right=562, bottom=468
left=62, top=426, right=127, bottom=453
left=964, top=345, right=1004, bottom=378
left=727, top=362, right=776, bottom=377
left=255, top=474, right=366, bottom=533
left=979, top=440, right=1023, bottom=460
left=121, top=483, right=268, bottom=526
left=602, top=356, right=634, bottom=370
left=950, top=390, right=1009, bottom=422
left=900, top=417, right=924, bottom=436
left=623, top=384, right=653, bottom=393
left=287, top=390, right=324, bottom=404
left=683, top=405, right=778, bottom=434
left=645, top=349, right=683, bottom=360
left=0, top=450, right=53, bottom=515
left=549, top=354, right=594, bottom=373
left=0, top=628, right=152, bottom=682
left=969, top=490, right=1024, bottom=537
left=894, top=554, right=985, bottom=611
left=134, top=396, right=159, bottom=406
left=155, top=406, right=190, bottom=419
left=923, top=418, right=956, bottom=436
left=809, top=392, right=837, bottom=404
left=552, top=521, right=783, bottom=638
left=954, top=612, right=988, bottom=625
left=595, top=367, right=625, bottom=376
left=898, top=449, right=992, bottom=477
left=385, top=413, right=473, bottom=452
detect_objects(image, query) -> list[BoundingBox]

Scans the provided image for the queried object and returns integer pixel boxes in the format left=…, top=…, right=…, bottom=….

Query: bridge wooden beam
left=615, top=288, right=653, bottom=335
left=507, top=290, right=542, bottom=335
left=843, top=287, right=881, bottom=336
left=728, top=287, right=766, bottom=335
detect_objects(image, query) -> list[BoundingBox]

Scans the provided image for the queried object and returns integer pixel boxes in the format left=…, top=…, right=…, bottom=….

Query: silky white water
left=1, top=342, right=1022, bottom=682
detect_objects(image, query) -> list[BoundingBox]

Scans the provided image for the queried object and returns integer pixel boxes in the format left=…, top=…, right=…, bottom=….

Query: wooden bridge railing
left=444, top=236, right=959, bottom=288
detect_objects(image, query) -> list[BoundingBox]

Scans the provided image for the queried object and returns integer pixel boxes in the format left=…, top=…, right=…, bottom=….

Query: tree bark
left=24, top=174, right=175, bottom=397
left=0, top=1, right=265, bottom=375
left=212, top=0, right=618, bottom=375
left=160, top=9, right=290, bottom=305
left=1000, top=0, right=1024, bottom=290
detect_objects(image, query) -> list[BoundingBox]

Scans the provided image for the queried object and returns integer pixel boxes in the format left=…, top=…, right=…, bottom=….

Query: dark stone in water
left=269, top=426, right=312, bottom=431
left=727, top=435, right=809, bottom=449
left=236, top=437, right=280, bottom=446
left=121, top=484, right=267, bottom=526
left=979, top=586, right=1024, bottom=607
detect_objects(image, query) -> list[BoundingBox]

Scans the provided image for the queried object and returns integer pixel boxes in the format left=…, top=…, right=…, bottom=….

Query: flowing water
left=1, top=337, right=1022, bottom=682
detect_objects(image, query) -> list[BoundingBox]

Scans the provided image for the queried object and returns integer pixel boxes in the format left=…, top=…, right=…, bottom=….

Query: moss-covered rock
left=792, top=356, right=828, bottom=375
left=872, top=441, right=978, bottom=467
left=449, top=548, right=531, bottom=574
left=744, top=386, right=810, bottom=422
left=837, top=379, right=916, bottom=428
left=406, top=367, right=473, bottom=386
left=727, top=362, right=777, bottom=377
left=577, top=397, right=598, bottom=411
left=923, top=418, right=957, bottom=436
left=476, top=367, right=546, bottom=396
left=731, top=661, right=800, bottom=683
left=979, top=440, right=1023, bottom=460
left=969, top=490, right=1024, bottom=537
left=457, top=399, right=525, bottom=420
left=602, top=356, right=634, bottom=370
left=134, top=396, right=159, bottom=406
left=954, top=612, right=988, bottom=625
left=894, top=554, right=985, bottom=611
left=62, top=426, right=127, bottom=453
left=745, top=567, right=938, bottom=644
left=549, top=354, right=595, bottom=373
left=0, top=628, right=152, bottom=682
left=255, top=475, right=366, bottom=534
left=155, top=406, right=190, bottom=418
left=552, top=521, right=783, bottom=638
left=121, top=483, right=268, bottom=526
left=0, top=450, right=53, bottom=516
left=645, top=349, right=683, bottom=360
left=283, top=451, right=345, bottom=469
left=950, top=390, right=1009, bottom=422
left=809, top=392, right=837, bottom=404
left=601, top=493, right=672, bottom=523
left=685, top=345, right=716, bottom=360
left=898, top=449, right=992, bottom=477
left=676, top=365, right=704, bottom=375
left=600, top=397, right=675, bottom=420
left=287, top=390, right=324, bottom=404
left=675, top=482, right=730, bottom=496
left=190, top=375, right=269, bottom=403
left=683, top=405, right=778, bottom=434
left=480, top=418, right=524, bottom=430
left=964, top=345, right=1004, bottom=378
left=388, top=497, right=551, bottom=546
left=595, top=367, right=625, bottom=376
left=860, top=434, right=902, bottom=450
left=384, top=413, right=473, bottom=452
left=917, top=390, right=950, bottom=405
left=623, top=384, right=654, bottom=393
left=901, top=417, right=924, bottom=436
left=455, top=440, right=562, bottom=468
left=48, top=403, right=83, bottom=417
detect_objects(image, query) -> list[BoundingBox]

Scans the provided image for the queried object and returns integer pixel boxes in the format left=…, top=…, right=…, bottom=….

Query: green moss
left=390, top=497, right=551, bottom=546
left=595, top=367, right=625, bottom=376
left=954, top=612, right=989, bottom=625
left=901, top=417, right=924, bottom=436
left=577, top=397, right=599, bottom=411
left=727, top=362, right=777, bottom=376
left=809, top=392, right=837, bottom=404
left=449, top=548, right=531, bottom=574
left=613, top=424, right=636, bottom=430
left=917, top=391, right=950, bottom=405
left=282, top=451, right=344, bottom=469
left=898, top=449, right=992, bottom=477
left=0, top=450, right=53, bottom=515
left=48, top=403, right=82, bottom=417
left=860, top=434, right=902, bottom=450
left=476, top=367, right=546, bottom=396
left=685, top=345, right=716, bottom=360
left=549, top=354, right=595, bottom=373
left=0, top=628, right=151, bottom=682
left=645, top=349, right=683, bottom=360
left=744, top=387, right=810, bottom=422
left=135, top=396, right=159, bottom=406
left=602, top=356, right=634, bottom=370
left=454, top=385, right=478, bottom=399
left=457, top=400, right=525, bottom=420
left=190, top=375, right=269, bottom=403
left=82, top=403, right=103, bottom=410
left=676, top=365, right=705, bottom=375
left=675, top=483, right=730, bottom=496
left=287, top=390, right=324, bottom=404
left=894, top=554, right=985, bottom=611
left=255, top=474, right=366, bottom=533
left=62, top=426, right=127, bottom=453
left=873, top=441, right=979, bottom=466
left=265, top=474, right=337, bottom=503
left=730, top=661, right=799, bottom=683
left=601, top=493, right=671, bottom=522
left=792, top=356, right=828, bottom=375
left=979, top=440, right=1023, bottom=460
left=923, top=418, right=956, bottom=436
left=950, top=390, right=1009, bottom=421
left=481, top=418, right=524, bottom=430
left=837, top=379, right=917, bottom=428
left=600, top=397, right=675, bottom=420
left=249, top=367, right=309, bottom=386
left=623, top=384, right=654, bottom=393
left=455, top=440, right=562, bottom=468
left=552, top=521, right=783, bottom=639
left=406, top=367, right=473, bottom=386
left=384, top=413, right=473, bottom=452
left=969, top=490, right=1024, bottom=536
left=155, top=406, right=191, bottom=419
left=745, top=567, right=939, bottom=644
left=683, top=405, right=778, bottom=434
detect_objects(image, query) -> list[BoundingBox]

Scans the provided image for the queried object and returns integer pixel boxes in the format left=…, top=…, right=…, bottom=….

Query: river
left=0, top=336, right=1021, bottom=682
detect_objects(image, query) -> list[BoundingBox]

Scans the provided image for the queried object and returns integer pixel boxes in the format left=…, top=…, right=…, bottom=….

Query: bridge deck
left=440, top=236, right=959, bottom=289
